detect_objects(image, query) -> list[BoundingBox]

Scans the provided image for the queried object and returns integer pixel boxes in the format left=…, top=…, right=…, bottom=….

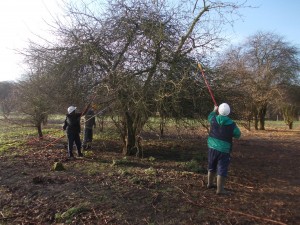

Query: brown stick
left=44, top=134, right=66, bottom=148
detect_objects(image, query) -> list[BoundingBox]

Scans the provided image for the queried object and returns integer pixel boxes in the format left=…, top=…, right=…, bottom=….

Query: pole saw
left=197, top=63, right=217, bottom=106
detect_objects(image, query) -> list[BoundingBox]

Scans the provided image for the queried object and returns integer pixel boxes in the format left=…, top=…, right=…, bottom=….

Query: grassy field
left=1, top=113, right=299, bottom=145
left=0, top=114, right=299, bottom=224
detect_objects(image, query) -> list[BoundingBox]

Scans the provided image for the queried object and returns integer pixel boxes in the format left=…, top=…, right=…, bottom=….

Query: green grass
left=264, top=120, right=300, bottom=129
left=55, top=204, right=90, bottom=223
left=0, top=123, right=35, bottom=153
left=237, top=119, right=300, bottom=130
left=1, top=113, right=299, bottom=154
left=93, top=127, right=120, bottom=141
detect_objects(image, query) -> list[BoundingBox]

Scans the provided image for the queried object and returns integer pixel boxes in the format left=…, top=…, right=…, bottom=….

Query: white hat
left=218, top=103, right=230, bottom=116
left=67, top=106, right=77, bottom=114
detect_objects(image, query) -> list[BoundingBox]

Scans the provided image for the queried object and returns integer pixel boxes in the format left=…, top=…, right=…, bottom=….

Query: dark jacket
left=63, top=112, right=82, bottom=134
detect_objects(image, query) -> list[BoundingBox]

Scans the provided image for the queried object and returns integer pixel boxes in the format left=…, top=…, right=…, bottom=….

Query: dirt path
left=0, top=129, right=299, bottom=224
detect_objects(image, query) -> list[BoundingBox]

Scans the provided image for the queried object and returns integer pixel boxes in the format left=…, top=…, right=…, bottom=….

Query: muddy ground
left=0, top=127, right=299, bottom=225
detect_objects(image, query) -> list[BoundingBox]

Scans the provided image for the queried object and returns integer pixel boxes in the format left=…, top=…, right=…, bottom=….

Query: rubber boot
left=77, top=149, right=83, bottom=157
left=207, top=171, right=216, bottom=189
left=216, top=175, right=228, bottom=195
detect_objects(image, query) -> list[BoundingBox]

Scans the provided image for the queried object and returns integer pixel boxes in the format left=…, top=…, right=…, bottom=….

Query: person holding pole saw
left=62, top=96, right=95, bottom=159
left=82, top=105, right=96, bottom=150
left=207, top=103, right=241, bottom=194
left=197, top=63, right=241, bottom=194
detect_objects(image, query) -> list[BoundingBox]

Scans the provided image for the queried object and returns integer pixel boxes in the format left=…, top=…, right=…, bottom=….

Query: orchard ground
left=0, top=118, right=299, bottom=224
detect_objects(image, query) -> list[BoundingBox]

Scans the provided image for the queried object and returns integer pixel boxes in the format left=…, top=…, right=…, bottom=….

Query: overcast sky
left=0, top=0, right=299, bottom=82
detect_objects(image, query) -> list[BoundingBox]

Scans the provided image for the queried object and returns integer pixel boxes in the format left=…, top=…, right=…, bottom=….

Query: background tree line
left=1, top=0, right=299, bottom=155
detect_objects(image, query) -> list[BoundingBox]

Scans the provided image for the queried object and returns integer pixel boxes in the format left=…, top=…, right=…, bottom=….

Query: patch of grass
left=118, top=168, right=131, bottom=176
left=144, top=167, right=157, bottom=175
left=111, top=157, right=129, bottom=166
left=237, top=120, right=300, bottom=130
left=83, top=150, right=95, bottom=157
left=0, top=141, right=24, bottom=153
left=148, top=156, right=156, bottom=162
left=77, top=162, right=108, bottom=176
left=130, top=176, right=141, bottom=184
left=0, top=121, right=39, bottom=154
left=94, top=127, right=120, bottom=141
left=0, top=205, right=14, bottom=219
left=48, top=114, right=65, bottom=122
left=265, top=120, right=300, bottom=129
left=55, top=204, right=90, bottom=223
left=184, top=159, right=206, bottom=173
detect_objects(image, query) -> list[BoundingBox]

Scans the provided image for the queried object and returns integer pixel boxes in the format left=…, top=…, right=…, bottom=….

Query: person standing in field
left=82, top=106, right=96, bottom=150
left=62, top=105, right=90, bottom=159
left=207, top=103, right=241, bottom=194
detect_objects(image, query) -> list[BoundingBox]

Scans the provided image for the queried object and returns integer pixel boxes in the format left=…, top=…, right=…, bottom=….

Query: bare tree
left=217, top=31, right=300, bottom=130
left=15, top=73, right=52, bottom=138
left=275, top=84, right=300, bottom=129
left=22, top=0, right=246, bottom=154
left=0, top=81, right=16, bottom=117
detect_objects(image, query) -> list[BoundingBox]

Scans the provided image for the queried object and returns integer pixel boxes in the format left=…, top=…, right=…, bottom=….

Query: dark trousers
left=83, top=128, right=93, bottom=148
left=83, top=128, right=93, bottom=143
left=67, top=132, right=82, bottom=157
left=208, top=148, right=230, bottom=177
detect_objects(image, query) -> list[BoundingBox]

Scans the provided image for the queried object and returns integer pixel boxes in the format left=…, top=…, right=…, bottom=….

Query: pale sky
left=0, top=0, right=299, bottom=82
left=0, top=0, right=61, bottom=82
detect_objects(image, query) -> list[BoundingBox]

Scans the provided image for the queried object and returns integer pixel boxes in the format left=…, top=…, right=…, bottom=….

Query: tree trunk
left=259, top=115, right=265, bottom=130
left=254, top=114, right=259, bottom=130
left=282, top=105, right=296, bottom=130
left=244, top=112, right=252, bottom=131
left=252, top=106, right=259, bottom=130
left=258, top=105, right=267, bottom=130
left=122, top=112, right=136, bottom=156
left=36, top=123, right=43, bottom=139
left=159, top=116, right=165, bottom=138
left=288, top=122, right=293, bottom=129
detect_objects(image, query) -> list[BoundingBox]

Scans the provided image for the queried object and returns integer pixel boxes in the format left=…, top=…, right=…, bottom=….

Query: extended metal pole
left=197, top=63, right=217, bottom=106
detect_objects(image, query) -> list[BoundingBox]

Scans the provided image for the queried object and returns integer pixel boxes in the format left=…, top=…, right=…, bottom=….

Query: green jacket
left=207, top=111, right=241, bottom=153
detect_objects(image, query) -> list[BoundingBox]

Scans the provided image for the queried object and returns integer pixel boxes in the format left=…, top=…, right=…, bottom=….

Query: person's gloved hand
left=213, top=105, right=218, bottom=112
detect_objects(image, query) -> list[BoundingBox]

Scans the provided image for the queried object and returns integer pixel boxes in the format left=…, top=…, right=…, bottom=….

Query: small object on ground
left=52, top=162, right=65, bottom=171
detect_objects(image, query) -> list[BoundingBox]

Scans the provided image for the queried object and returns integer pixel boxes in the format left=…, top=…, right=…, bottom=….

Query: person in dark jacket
left=82, top=107, right=96, bottom=150
left=207, top=103, right=241, bottom=194
left=62, top=105, right=90, bottom=158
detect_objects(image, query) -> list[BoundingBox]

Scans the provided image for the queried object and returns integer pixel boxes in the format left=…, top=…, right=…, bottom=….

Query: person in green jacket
left=207, top=103, right=241, bottom=194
